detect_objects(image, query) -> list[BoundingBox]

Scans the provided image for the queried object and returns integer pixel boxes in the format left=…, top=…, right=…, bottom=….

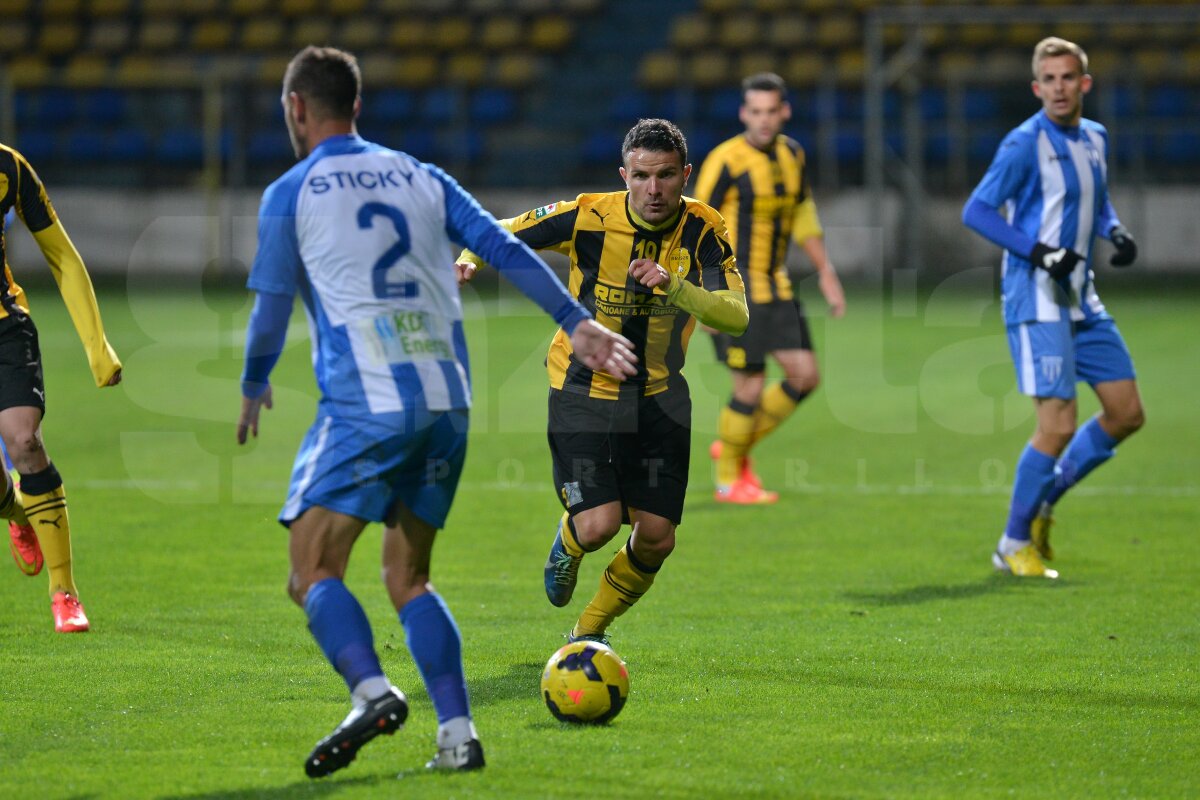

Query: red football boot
left=709, top=440, right=764, bottom=489
left=9, top=520, right=43, bottom=576
left=714, top=477, right=779, bottom=505
left=52, top=592, right=90, bottom=633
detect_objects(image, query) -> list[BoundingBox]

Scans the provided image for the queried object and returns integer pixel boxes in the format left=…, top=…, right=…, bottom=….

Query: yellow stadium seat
left=717, top=15, right=761, bottom=51
left=229, top=0, right=271, bottom=16
left=115, top=55, right=160, bottom=86
left=1133, top=49, right=1173, bottom=80
left=375, top=0, right=417, bottom=11
left=193, top=19, right=235, bottom=51
left=466, top=0, right=505, bottom=12
left=242, top=18, right=285, bottom=51
left=1085, top=47, right=1121, bottom=76
left=834, top=49, right=865, bottom=84
left=1183, top=45, right=1200, bottom=80
left=180, top=0, right=221, bottom=14
left=480, top=17, right=522, bottom=51
left=42, top=0, right=82, bottom=17
left=329, top=0, right=369, bottom=15
left=1053, top=22, right=1096, bottom=46
left=446, top=52, right=487, bottom=86
left=529, top=17, right=572, bottom=51
left=691, top=51, right=731, bottom=88
left=1005, top=23, right=1048, bottom=48
left=395, top=54, right=440, bottom=88
left=767, top=14, right=809, bottom=50
left=0, top=21, right=30, bottom=55
left=7, top=55, right=49, bottom=87
left=339, top=18, right=381, bottom=50
left=699, top=0, right=740, bottom=12
left=357, top=53, right=399, bottom=86
left=782, top=52, right=825, bottom=87
left=753, top=0, right=791, bottom=11
left=88, top=20, right=131, bottom=53
left=669, top=15, right=712, bottom=49
left=291, top=18, right=335, bottom=49
left=387, top=18, right=432, bottom=51
left=0, top=0, right=30, bottom=17
left=494, top=53, right=538, bottom=87
left=259, top=54, right=293, bottom=84
left=86, top=0, right=131, bottom=17
left=63, top=54, right=110, bottom=87
left=139, top=19, right=183, bottom=51
left=737, top=52, right=779, bottom=81
left=937, top=50, right=979, bottom=80
left=38, top=21, right=81, bottom=55
left=638, top=51, right=682, bottom=90
left=281, top=0, right=320, bottom=16
left=799, top=0, right=838, bottom=13
left=981, top=51, right=1027, bottom=79
left=814, top=14, right=859, bottom=49
left=433, top=18, right=473, bottom=51
left=140, top=0, right=181, bottom=15
left=959, top=23, right=998, bottom=47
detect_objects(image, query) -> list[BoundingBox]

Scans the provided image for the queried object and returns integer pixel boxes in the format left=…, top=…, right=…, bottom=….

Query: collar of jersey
left=626, top=197, right=683, bottom=233
left=311, top=133, right=367, bottom=158
left=1037, top=109, right=1083, bottom=139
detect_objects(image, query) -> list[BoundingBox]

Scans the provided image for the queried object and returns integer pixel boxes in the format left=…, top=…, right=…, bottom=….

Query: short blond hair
left=1032, top=37, right=1088, bottom=78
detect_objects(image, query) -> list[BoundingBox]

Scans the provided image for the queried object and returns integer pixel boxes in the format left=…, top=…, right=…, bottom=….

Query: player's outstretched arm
left=569, top=320, right=637, bottom=379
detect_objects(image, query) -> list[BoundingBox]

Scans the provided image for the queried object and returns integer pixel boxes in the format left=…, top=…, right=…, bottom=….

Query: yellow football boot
left=993, top=544, right=1059, bottom=579
left=1030, top=504, right=1055, bottom=560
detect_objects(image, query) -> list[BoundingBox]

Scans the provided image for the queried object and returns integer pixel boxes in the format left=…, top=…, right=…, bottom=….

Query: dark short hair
left=283, top=46, right=361, bottom=120
left=621, top=118, right=688, bottom=167
left=741, top=72, right=788, bottom=102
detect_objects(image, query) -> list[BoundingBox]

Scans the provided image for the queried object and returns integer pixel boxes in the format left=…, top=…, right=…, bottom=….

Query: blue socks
left=1045, top=417, right=1118, bottom=507
left=1004, top=444, right=1057, bottom=541
left=400, top=592, right=470, bottom=724
left=304, top=578, right=385, bottom=691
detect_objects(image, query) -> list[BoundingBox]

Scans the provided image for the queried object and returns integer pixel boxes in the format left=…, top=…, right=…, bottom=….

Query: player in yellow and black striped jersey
left=0, top=143, right=123, bottom=632
left=693, top=72, right=846, bottom=505
left=457, top=119, right=747, bottom=647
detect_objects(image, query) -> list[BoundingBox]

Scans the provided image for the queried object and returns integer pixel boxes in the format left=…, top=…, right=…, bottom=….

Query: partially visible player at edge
left=694, top=72, right=845, bottom=505
left=236, top=47, right=635, bottom=777
left=457, top=118, right=748, bottom=647
left=0, top=143, right=122, bottom=632
left=962, top=37, right=1144, bottom=578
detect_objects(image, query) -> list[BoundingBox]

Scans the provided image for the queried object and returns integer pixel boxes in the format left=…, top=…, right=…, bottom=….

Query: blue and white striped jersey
left=969, top=110, right=1122, bottom=325
left=247, top=134, right=586, bottom=417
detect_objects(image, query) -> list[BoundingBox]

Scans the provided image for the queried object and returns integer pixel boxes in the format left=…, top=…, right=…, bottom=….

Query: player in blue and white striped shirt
left=236, top=47, right=635, bottom=777
left=962, top=37, right=1145, bottom=579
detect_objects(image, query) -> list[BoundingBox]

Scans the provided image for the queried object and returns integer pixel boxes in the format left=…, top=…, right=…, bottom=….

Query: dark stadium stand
left=2, top=0, right=1197, bottom=188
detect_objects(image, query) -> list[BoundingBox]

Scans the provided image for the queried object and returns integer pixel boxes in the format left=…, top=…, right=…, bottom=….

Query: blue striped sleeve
left=240, top=290, right=293, bottom=398
left=430, top=165, right=589, bottom=334
left=962, top=196, right=1036, bottom=259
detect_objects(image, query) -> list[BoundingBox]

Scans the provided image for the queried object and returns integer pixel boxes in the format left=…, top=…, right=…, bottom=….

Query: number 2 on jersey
left=357, top=201, right=419, bottom=299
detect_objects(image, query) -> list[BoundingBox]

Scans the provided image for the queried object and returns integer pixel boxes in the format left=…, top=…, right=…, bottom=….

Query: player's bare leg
left=382, top=502, right=483, bottom=771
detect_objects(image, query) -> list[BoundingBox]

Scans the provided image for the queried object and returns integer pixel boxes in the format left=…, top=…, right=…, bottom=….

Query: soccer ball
left=540, top=640, right=630, bottom=724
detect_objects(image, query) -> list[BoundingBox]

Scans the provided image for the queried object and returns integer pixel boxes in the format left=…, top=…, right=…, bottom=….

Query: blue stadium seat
left=789, top=90, right=817, bottom=125
left=156, top=128, right=204, bottom=165
left=64, top=131, right=107, bottom=162
left=924, top=132, right=950, bottom=166
left=963, top=88, right=998, bottom=122
left=687, top=126, right=719, bottom=161
left=371, top=88, right=416, bottom=124
left=1147, top=86, right=1194, bottom=119
left=705, top=88, right=741, bottom=125
left=1154, top=131, right=1200, bottom=165
left=919, top=88, right=946, bottom=121
left=609, top=89, right=651, bottom=124
left=835, top=89, right=863, bottom=121
left=420, top=89, right=459, bottom=126
left=968, top=129, right=1004, bottom=165
left=14, top=130, right=57, bottom=164
left=470, top=88, right=517, bottom=126
left=247, top=129, right=289, bottom=162
left=399, top=130, right=438, bottom=162
left=108, top=128, right=152, bottom=162
left=82, top=88, right=129, bottom=127
left=835, top=131, right=864, bottom=163
left=33, top=88, right=78, bottom=125
left=581, top=130, right=620, bottom=166
left=441, top=130, right=484, bottom=163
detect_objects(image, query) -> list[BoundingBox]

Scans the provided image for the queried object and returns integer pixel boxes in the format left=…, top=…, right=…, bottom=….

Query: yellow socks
left=717, top=399, right=756, bottom=485
left=0, top=479, right=29, bottom=526
left=573, top=542, right=659, bottom=638
left=750, top=381, right=809, bottom=446
left=20, top=465, right=75, bottom=597
left=559, top=511, right=586, bottom=557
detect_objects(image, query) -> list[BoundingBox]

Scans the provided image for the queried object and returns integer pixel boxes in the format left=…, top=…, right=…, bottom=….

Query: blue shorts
left=1006, top=317, right=1136, bottom=399
left=280, top=405, right=469, bottom=529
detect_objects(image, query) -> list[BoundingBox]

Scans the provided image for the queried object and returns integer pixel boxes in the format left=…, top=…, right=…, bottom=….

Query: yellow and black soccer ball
left=540, top=641, right=630, bottom=724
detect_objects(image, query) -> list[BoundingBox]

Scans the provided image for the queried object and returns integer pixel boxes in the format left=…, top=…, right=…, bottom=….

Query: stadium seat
left=399, top=129, right=438, bottom=162
left=42, top=0, right=81, bottom=15
left=37, top=21, right=81, bottom=55
left=814, top=15, right=857, bottom=49
left=1147, top=86, right=1194, bottom=118
left=107, top=127, right=152, bottom=162
left=1155, top=131, right=1200, bottom=165
left=370, top=88, right=417, bottom=123
left=783, top=52, right=824, bottom=88
left=421, top=88, right=459, bottom=125
left=470, top=88, right=517, bottom=125
left=433, top=18, right=473, bottom=52
left=669, top=14, right=711, bottom=49
left=691, top=52, right=731, bottom=89
left=717, top=15, right=760, bottom=50
left=395, top=54, right=440, bottom=88
left=63, top=55, right=110, bottom=87
left=228, top=0, right=270, bottom=15
left=339, top=17, right=381, bottom=50
left=83, top=88, right=129, bottom=126
left=138, top=19, right=182, bottom=51
left=291, top=18, right=336, bottom=49
left=766, top=14, right=808, bottom=49
left=440, top=129, right=484, bottom=164
left=193, top=19, right=235, bottom=51
left=247, top=128, right=290, bottom=162
left=835, top=131, right=864, bottom=163
left=387, top=18, right=431, bottom=51
left=64, top=131, right=107, bottom=162
left=480, top=17, right=523, bottom=51
left=581, top=130, right=621, bottom=166
left=968, top=129, right=1005, bottom=165
left=14, top=131, right=57, bottom=165
left=494, top=53, right=538, bottom=87
left=705, top=88, right=741, bottom=126
left=736, top=53, right=778, bottom=82
left=446, top=52, right=488, bottom=87
left=32, top=88, right=78, bottom=125
left=280, top=0, right=320, bottom=16
left=963, top=88, right=999, bottom=122
left=528, top=16, right=573, bottom=51
left=638, top=52, right=682, bottom=91
left=156, top=128, right=205, bottom=165
left=241, top=18, right=285, bottom=51
left=919, top=87, right=946, bottom=121
left=329, top=0, right=369, bottom=15
left=87, top=19, right=131, bottom=53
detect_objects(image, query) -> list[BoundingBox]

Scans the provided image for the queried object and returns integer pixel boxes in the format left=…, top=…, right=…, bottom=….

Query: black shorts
left=712, top=298, right=812, bottom=372
left=547, top=386, right=691, bottom=525
left=0, top=313, right=45, bottom=414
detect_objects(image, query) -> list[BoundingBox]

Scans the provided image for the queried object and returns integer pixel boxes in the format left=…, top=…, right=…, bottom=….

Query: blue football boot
left=544, top=514, right=583, bottom=607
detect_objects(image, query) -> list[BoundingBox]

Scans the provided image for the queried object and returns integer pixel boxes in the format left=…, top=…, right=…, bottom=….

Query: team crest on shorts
left=668, top=247, right=691, bottom=277
left=1041, top=356, right=1063, bottom=383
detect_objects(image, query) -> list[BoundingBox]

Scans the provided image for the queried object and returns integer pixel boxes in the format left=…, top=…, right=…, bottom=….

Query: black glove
left=1029, top=242, right=1081, bottom=281
left=1109, top=225, right=1137, bottom=267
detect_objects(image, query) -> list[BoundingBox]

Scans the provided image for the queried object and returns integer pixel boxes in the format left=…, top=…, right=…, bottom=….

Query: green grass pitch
left=0, top=282, right=1196, bottom=799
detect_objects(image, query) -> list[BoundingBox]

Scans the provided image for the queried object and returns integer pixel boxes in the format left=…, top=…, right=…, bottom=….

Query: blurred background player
left=694, top=73, right=846, bottom=505
left=457, top=118, right=747, bottom=647
left=236, top=46, right=634, bottom=777
left=962, top=37, right=1144, bottom=579
left=0, top=143, right=123, bottom=632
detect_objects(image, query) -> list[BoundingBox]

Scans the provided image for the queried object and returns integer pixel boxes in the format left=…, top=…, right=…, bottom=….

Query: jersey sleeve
left=247, top=179, right=302, bottom=297
left=13, top=152, right=56, bottom=233
left=433, top=167, right=588, bottom=334
left=695, top=216, right=744, bottom=294
left=969, top=130, right=1034, bottom=210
